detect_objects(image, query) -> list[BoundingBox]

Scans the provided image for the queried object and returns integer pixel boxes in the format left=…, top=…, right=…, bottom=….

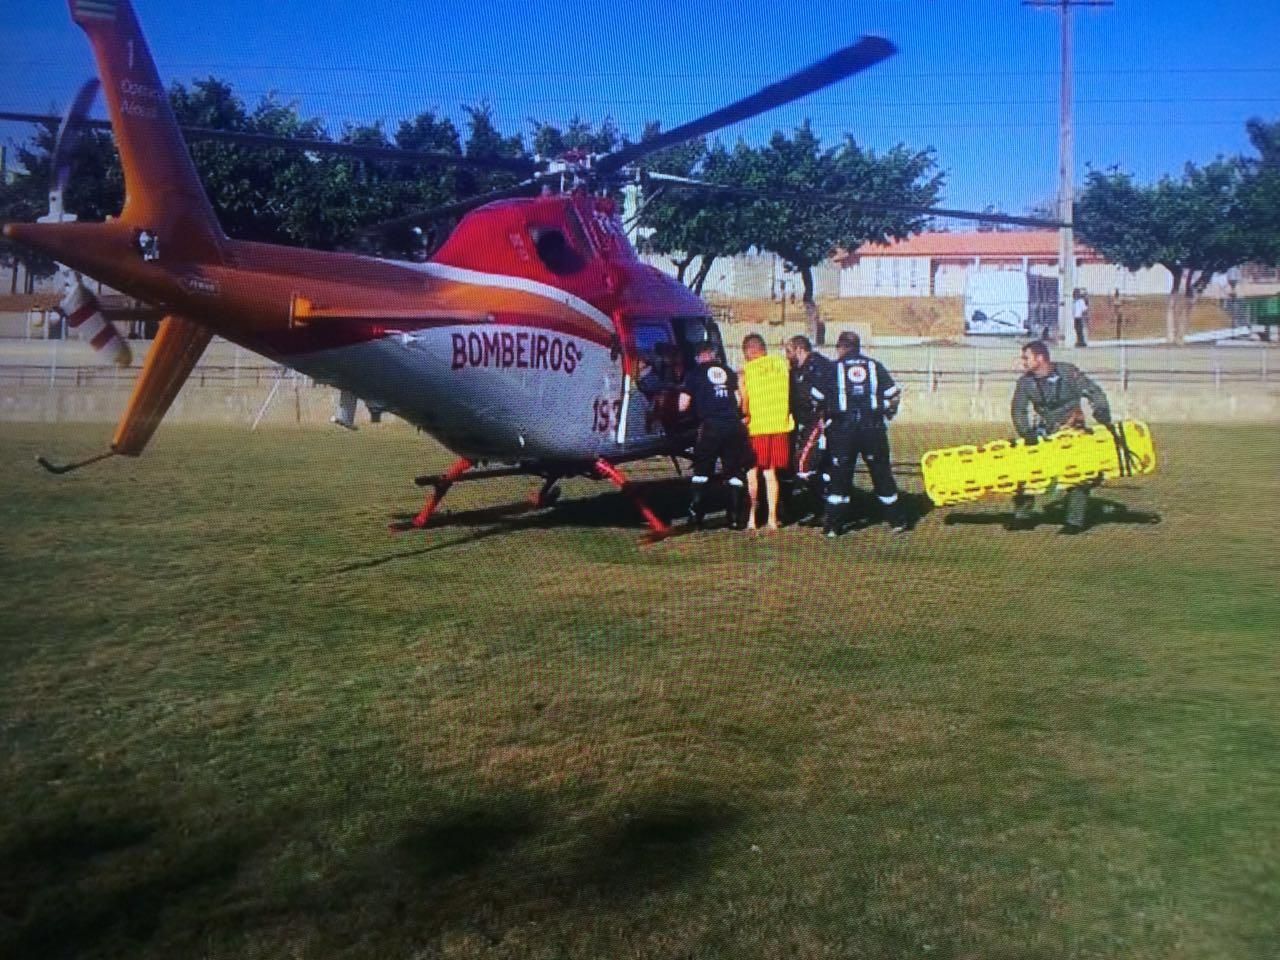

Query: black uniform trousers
left=792, top=419, right=824, bottom=477
left=824, top=418, right=898, bottom=504
left=690, top=417, right=748, bottom=482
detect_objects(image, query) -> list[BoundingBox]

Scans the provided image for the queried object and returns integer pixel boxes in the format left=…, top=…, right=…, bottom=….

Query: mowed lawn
left=0, top=421, right=1276, bottom=959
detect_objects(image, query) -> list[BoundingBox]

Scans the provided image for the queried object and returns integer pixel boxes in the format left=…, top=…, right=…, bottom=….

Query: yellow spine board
left=921, top=421, right=1157, bottom=507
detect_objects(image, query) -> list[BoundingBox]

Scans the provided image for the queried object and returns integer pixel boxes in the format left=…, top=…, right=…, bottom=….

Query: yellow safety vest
left=742, top=354, right=794, bottom=436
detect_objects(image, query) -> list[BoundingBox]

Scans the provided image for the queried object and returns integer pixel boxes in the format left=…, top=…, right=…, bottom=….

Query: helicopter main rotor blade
left=593, top=36, right=896, bottom=177
left=51, top=80, right=100, bottom=195
left=643, top=173, right=1067, bottom=229
left=359, top=177, right=549, bottom=238
left=0, top=111, right=538, bottom=175
left=178, top=128, right=539, bottom=174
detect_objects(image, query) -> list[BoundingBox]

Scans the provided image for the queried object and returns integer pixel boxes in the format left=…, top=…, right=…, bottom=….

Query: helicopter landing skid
left=391, top=456, right=475, bottom=532
left=593, top=458, right=672, bottom=541
left=391, top=457, right=670, bottom=539
left=392, top=461, right=569, bottom=532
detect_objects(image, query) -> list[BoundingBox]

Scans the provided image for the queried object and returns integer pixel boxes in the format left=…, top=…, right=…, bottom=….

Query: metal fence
left=0, top=363, right=308, bottom=388
left=0, top=345, right=1274, bottom=393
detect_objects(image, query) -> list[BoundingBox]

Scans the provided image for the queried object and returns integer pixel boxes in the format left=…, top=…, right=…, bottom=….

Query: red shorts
left=750, top=433, right=791, bottom=470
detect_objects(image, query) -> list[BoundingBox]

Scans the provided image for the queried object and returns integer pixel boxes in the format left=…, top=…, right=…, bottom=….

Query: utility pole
left=1024, top=0, right=1112, bottom=342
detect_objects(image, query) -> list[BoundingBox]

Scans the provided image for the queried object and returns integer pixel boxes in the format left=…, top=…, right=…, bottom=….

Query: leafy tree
left=348, top=113, right=470, bottom=254
left=1240, top=118, right=1280, bottom=269
left=170, top=78, right=338, bottom=245
left=457, top=102, right=529, bottom=206
left=635, top=128, right=752, bottom=293
left=736, top=121, right=942, bottom=341
left=529, top=116, right=622, bottom=158
left=1245, top=117, right=1280, bottom=165
left=465, top=102, right=525, bottom=161
left=1077, top=159, right=1253, bottom=342
left=1076, top=117, right=1280, bottom=342
left=1, top=112, right=122, bottom=291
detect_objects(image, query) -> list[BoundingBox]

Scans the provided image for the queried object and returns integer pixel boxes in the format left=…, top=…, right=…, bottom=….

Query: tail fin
left=112, top=314, right=213, bottom=456
left=70, top=0, right=223, bottom=261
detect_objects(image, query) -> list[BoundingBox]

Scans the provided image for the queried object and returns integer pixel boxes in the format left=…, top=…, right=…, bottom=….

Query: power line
left=7, top=58, right=1280, bottom=79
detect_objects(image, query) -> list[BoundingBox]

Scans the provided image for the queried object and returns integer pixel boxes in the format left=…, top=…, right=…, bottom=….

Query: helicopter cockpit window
left=673, top=316, right=724, bottom=359
left=529, top=225, right=586, bottom=276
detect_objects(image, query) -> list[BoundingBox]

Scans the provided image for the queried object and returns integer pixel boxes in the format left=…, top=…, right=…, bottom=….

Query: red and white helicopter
left=6, top=0, right=1053, bottom=537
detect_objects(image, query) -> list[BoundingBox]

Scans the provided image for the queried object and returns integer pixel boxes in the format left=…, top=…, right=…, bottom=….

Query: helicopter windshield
left=671, top=316, right=725, bottom=365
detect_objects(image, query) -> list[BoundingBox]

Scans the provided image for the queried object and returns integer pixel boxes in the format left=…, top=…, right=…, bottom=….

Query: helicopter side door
left=614, top=319, right=685, bottom=447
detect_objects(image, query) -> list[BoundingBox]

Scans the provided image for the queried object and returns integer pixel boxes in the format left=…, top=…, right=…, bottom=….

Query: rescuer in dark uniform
left=820, top=331, right=906, bottom=537
left=784, top=335, right=835, bottom=524
left=1009, top=339, right=1113, bottom=534
left=679, top=342, right=749, bottom=528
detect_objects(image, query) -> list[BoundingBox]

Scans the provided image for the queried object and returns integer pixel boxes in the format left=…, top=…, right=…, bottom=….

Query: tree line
left=0, top=76, right=944, bottom=311
left=1, top=77, right=1276, bottom=346
left=1075, top=119, right=1280, bottom=342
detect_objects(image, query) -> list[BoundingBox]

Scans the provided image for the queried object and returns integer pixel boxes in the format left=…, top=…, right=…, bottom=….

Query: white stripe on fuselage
left=396, top=260, right=615, bottom=333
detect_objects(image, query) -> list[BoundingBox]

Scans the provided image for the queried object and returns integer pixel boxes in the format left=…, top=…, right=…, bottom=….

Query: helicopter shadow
left=942, top=496, right=1162, bottom=530
left=215, top=787, right=741, bottom=950
left=390, top=476, right=696, bottom=533
left=337, top=477, right=697, bottom=573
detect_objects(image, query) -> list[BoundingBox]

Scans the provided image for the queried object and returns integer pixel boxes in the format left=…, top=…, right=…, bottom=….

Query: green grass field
left=1, top=421, right=1277, bottom=959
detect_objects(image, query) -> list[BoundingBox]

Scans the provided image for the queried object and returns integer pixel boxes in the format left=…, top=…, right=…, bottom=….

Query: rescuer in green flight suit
left=1009, top=339, right=1113, bottom=535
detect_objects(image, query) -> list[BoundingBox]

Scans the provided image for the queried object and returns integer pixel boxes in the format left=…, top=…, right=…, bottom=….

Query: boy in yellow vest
left=740, top=333, right=794, bottom=532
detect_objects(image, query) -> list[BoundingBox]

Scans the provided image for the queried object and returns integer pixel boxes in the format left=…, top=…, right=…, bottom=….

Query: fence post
left=1120, top=344, right=1128, bottom=392
left=1212, top=345, right=1221, bottom=393
left=927, top=346, right=936, bottom=393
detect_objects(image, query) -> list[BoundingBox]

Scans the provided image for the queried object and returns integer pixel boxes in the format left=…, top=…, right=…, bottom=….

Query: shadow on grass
left=400, top=476, right=694, bottom=532
left=0, top=810, right=270, bottom=959
left=395, top=800, right=544, bottom=884
left=942, top=496, right=1162, bottom=530
left=570, top=796, right=741, bottom=900
left=337, top=479, right=941, bottom=571
left=388, top=790, right=739, bottom=900
left=235, top=788, right=742, bottom=951
left=834, top=489, right=935, bottom=534
left=332, top=478, right=696, bottom=573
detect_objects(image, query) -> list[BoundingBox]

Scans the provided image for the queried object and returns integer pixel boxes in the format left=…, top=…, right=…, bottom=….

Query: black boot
left=790, top=477, right=819, bottom=526
left=727, top=485, right=747, bottom=530
left=822, top=501, right=843, bottom=538
left=886, top=499, right=909, bottom=533
left=687, top=486, right=707, bottom=529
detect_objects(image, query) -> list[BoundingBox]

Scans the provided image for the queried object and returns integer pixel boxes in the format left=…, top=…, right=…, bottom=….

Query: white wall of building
left=639, top=253, right=839, bottom=300
left=841, top=257, right=1175, bottom=299
left=838, top=256, right=932, bottom=297
left=1076, top=262, right=1172, bottom=296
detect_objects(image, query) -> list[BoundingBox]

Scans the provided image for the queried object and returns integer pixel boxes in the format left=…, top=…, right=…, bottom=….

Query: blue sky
left=2, top=0, right=1277, bottom=218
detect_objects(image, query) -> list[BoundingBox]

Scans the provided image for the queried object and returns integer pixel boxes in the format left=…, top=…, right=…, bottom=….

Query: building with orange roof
left=837, top=230, right=1174, bottom=299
